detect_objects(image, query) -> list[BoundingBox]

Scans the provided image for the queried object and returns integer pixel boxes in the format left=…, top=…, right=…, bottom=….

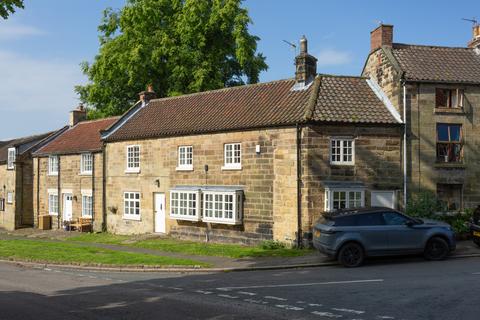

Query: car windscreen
left=316, top=215, right=335, bottom=226
left=333, top=215, right=357, bottom=226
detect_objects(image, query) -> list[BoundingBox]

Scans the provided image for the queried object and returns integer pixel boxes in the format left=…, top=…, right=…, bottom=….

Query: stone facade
left=0, top=155, right=35, bottom=230
left=104, top=124, right=402, bottom=245
left=363, top=48, right=480, bottom=210
left=33, top=153, right=104, bottom=231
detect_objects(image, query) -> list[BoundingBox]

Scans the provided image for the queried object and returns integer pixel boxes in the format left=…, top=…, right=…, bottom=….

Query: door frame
left=154, top=192, right=166, bottom=233
left=63, top=193, right=73, bottom=222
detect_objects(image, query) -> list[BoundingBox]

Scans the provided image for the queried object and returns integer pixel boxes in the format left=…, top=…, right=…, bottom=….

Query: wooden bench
left=70, top=217, right=92, bottom=232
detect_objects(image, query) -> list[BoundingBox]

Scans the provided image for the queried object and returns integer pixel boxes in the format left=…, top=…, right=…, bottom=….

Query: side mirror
left=405, top=220, right=415, bottom=227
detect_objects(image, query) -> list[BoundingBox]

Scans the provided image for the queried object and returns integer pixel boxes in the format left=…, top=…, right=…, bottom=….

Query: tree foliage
left=76, top=0, right=267, bottom=117
left=0, top=0, right=24, bottom=19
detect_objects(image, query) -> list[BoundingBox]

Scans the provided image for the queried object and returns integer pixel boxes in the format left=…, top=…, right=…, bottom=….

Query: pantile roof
left=104, top=76, right=400, bottom=142
left=312, top=76, right=398, bottom=123
left=35, top=117, right=119, bottom=156
left=390, top=43, right=480, bottom=83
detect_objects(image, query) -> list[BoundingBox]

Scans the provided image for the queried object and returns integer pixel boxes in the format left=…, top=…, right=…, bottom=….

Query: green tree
left=0, top=0, right=24, bottom=19
left=76, top=0, right=267, bottom=117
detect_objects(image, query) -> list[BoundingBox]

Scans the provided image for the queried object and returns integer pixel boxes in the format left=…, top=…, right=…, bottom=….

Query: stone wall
left=301, top=124, right=404, bottom=234
left=33, top=153, right=104, bottom=231
left=104, top=128, right=299, bottom=245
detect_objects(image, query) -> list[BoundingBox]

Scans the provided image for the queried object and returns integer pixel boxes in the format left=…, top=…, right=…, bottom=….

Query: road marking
left=275, top=304, right=304, bottom=311
left=472, top=272, right=480, bottom=275
left=215, top=279, right=384, bottom=291
left=376, top=316, right=395, bottom=319
left=264, top=295, right=288, bottom=301
left=169, top=287, right=183, bottom=291
left=243, top=298, right=269, bottom=305
left=218, top=294, right=238, bottom=299
left=311, top=311, right=343, bottom=318
left=309, top=303, right=323, bottom=307
left=238, top=291, right=257, bottom=296
left=195, top=290, right=213, bottom=295
left=332, top=308, right=365, bottom=315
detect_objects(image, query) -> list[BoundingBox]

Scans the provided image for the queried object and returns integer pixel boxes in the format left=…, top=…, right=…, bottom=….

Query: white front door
left=371, top=191, right=396, bottom=209
left=154, top=193, right=166, bottom=233
left=63, top=194, right=73, bottom=221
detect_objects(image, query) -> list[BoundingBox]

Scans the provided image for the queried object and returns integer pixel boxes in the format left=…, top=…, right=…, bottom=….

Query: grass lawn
left=0, top=239, right=208, bottom=267
left=67, top=233, right=311, bottom=259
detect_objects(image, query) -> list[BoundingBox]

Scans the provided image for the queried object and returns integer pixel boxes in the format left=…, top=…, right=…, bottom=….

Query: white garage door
left=371, top=191, right=396, bottom=209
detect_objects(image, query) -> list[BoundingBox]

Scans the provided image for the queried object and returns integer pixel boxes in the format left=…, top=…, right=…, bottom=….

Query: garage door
left=371, top=191, right=396, bottom=209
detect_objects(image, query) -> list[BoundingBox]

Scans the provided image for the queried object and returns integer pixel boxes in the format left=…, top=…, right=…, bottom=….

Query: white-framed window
left=6, top=192, right=13, bottom=204
left=169, top=190, right=201, bottom=221
left=222, top=143, right=241, bottom=170
left=0, top=198, right=4, bottom=211
left=177, top=146, right=193, bottom=171
left=80, top=153, right=93, bottom=175
left=48, top=193, right=59, bottom=215
left=124, top=192, right=140, bottom=220
left=7, top=148, right=15, bottom=169
left=126, top=145, right=140, bottom=173
left=324, top=189, right=365, bottom=212
left=48, top=156, right=59, bottom=175
left=330, top=138, right=354, bottom=165
left=82, top=195, right=93, bottom=217
left=202, top=190, right=243, bottom=225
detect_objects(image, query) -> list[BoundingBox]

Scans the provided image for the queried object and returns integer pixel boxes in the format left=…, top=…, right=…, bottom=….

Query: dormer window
left=7, top=148, right=15, bottom=169
left=436, top=89, right=464, bottom=109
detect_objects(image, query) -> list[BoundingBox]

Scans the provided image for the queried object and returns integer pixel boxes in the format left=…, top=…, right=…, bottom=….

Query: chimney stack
left=139, top=84, right=157, bottom=104
left=69, top=104, right=87, bottom=127
left=370, top=24, right=393, bottom=52
left=295, top=35, right=317, bottom=85
left=468, top=24, right=480, bottom=49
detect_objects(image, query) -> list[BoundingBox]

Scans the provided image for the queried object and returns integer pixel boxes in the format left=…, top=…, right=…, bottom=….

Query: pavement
left=1, top=228, right=480, bottom=271
left=0, top=256, right=480, bottom=319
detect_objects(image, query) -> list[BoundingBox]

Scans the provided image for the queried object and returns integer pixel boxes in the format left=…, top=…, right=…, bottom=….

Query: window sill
left=170, top=215, right=201, bottom=222
left=221, top=165, right=242, bottom=171
left=49, top=213, right=58, bottom=216
left=79, top=172, right=92, bottom=176
left=48, top=173, right=59, bottom=176
left=330, top=162, right=355, bottom=167
left=125, top=169, right=141, bottom=174
left=176, top=166, right=194, bottom=172
left=202, top=218, right=242, bottom=225
left=123, top=215, right=141, bottom=221
left=434, top=162, right=466, bottom=169
left=434, top=107, right=465, bottom=115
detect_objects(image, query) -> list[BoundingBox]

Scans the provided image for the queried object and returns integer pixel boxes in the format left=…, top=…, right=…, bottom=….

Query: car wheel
left=473, top=237, right=480, bottom=248
left=338, top=242, right=364, bottom=268
left=424, top=237, right=449, bottom=261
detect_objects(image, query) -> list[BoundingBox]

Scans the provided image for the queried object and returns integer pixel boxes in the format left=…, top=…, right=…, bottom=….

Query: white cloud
left=0, top=22, right=45, bottom=40
left=315, top=48, right=352, bottom=67
left=0, top=50, right=86, bottom=139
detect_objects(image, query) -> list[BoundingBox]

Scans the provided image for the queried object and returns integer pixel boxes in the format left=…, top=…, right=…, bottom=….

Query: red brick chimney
left=370, top=24, right=393, bottom=52
left=468, top=24, right=480, bottom=49
left=139, top=84, right=157, bottom=103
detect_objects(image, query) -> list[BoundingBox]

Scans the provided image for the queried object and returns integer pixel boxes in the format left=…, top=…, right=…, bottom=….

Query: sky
left=0, top=0, right=478, bottom=139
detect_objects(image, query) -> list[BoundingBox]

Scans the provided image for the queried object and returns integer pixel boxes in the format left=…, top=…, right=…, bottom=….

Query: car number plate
left=473, top=231, right=480, bottom=237
left=314, top=230, right=321, bottom=238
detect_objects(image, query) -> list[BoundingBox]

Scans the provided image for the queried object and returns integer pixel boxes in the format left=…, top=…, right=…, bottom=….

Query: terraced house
left=100, top=37, right=404, bottom=245
left=0, top=132, right=60, bottom=230
left=363, top=24, right=480, bottom=210
left=32, top=106, right=119, bottom=231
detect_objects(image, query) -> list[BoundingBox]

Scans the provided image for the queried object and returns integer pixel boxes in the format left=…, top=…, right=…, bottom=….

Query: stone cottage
left=0, top=132, right=62, bottom=230
left=362, top=24, right=480, bottom=210
left=32, top=106, right=119, bottom=231
left=100, top=37, right=404, bottom=245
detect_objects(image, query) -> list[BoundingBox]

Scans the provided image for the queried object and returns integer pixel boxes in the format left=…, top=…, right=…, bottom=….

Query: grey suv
left=313, top=207, right=456, bottom=267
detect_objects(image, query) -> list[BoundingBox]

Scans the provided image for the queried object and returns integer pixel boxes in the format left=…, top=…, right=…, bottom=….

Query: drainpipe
left=402, top=82, right=407, bottom=210
left=102, top=144, right=107, bottom=232
left=296, top=123, right=303, bottom=248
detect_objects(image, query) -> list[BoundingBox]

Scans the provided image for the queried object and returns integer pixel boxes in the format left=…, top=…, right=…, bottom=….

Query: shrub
left=260, top=240, right=286, bottom=250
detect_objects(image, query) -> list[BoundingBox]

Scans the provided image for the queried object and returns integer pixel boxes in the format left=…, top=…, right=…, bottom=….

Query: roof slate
left=312, top=76, right=398, bottom=124
left=390, top=43, right=480, bottom=83
left=35, top=117, right=119, bottom=155
left=0, top=133, right=53, bottom=163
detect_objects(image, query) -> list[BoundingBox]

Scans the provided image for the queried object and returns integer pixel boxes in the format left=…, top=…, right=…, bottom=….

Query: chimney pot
left=300, top=35, right=308, bottom=54
left=370, top=24, right=393, bottom=52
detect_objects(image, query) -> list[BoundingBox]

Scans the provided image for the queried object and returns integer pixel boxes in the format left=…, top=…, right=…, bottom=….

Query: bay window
left=325, top=189, right=365, bottom=212
left=170, top=189, right=201, bottom=221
